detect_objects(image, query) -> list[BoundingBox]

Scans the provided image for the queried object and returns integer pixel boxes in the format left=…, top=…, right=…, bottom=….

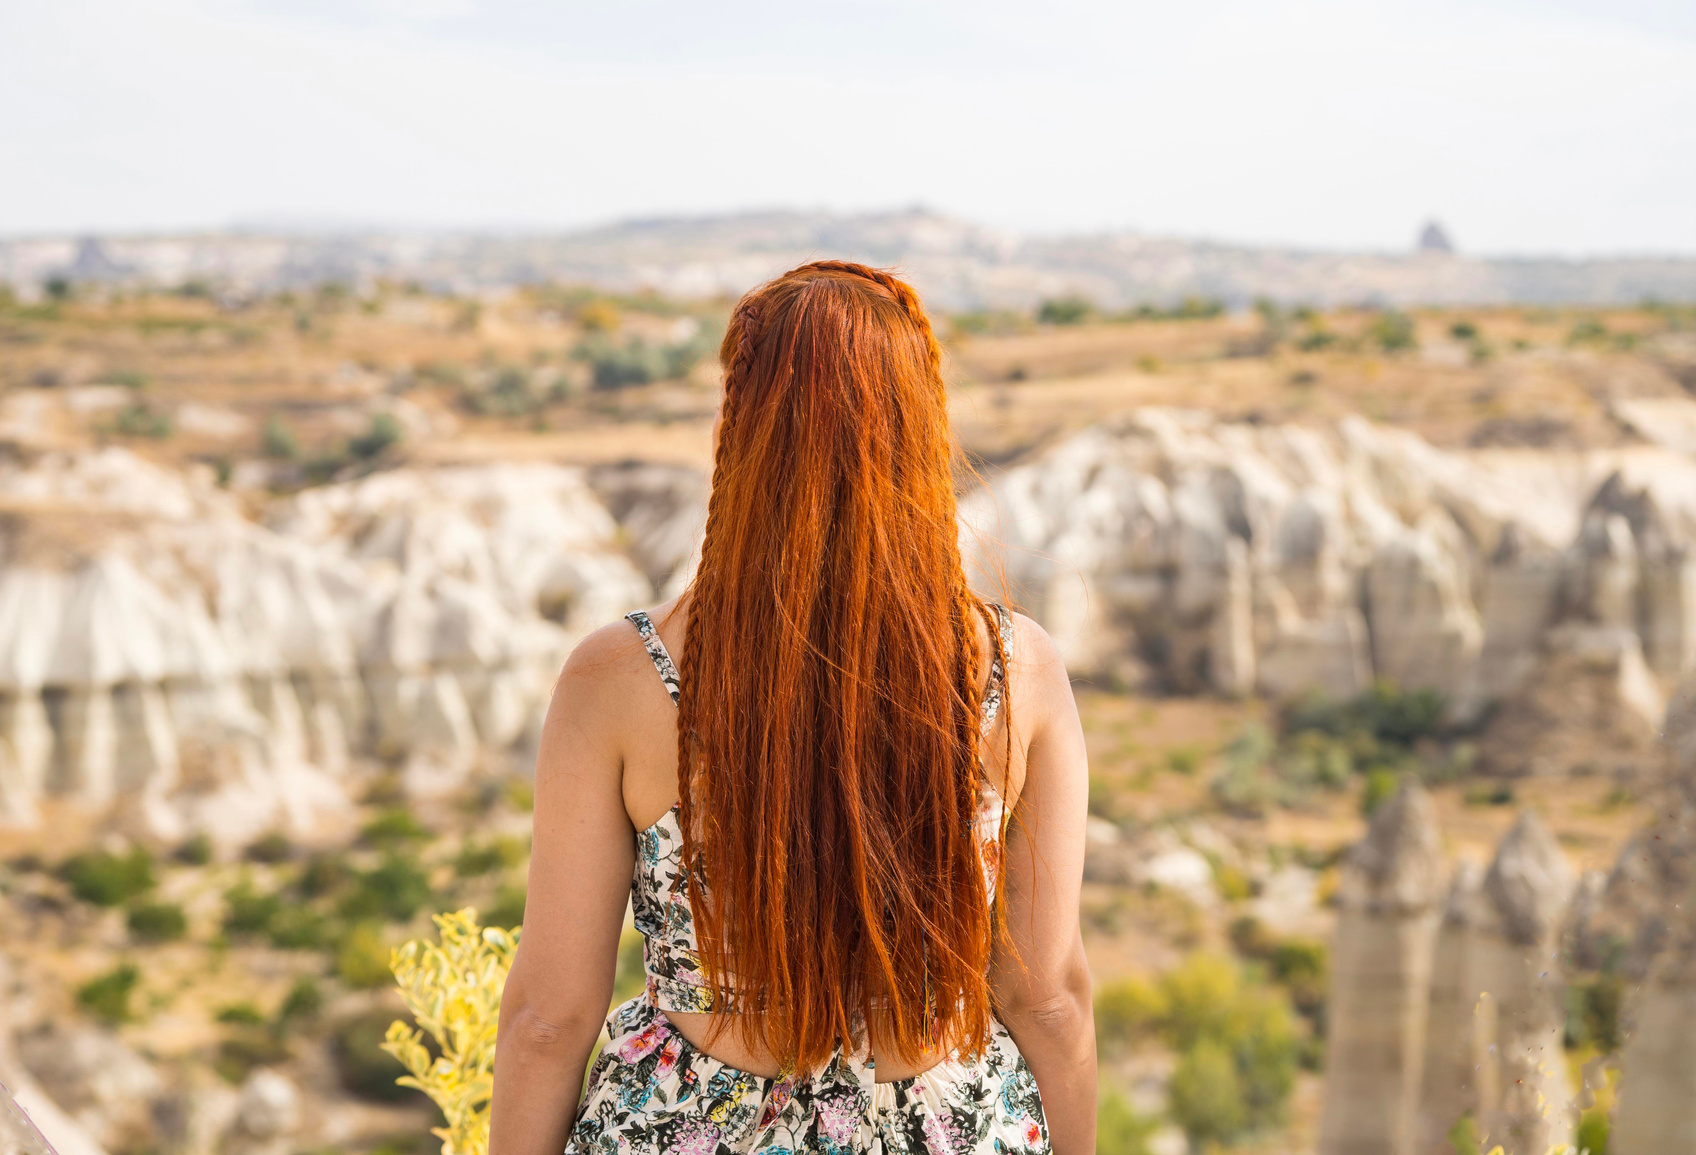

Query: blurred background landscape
left=2, top=2, right=1695, bottom=1154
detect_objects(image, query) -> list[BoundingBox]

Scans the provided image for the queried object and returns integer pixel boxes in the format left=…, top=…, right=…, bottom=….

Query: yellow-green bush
left=1095, top=975, right=1168, bottom=1045
left=1099, top=953, right=1301, bottom=1146
left=384, top=909, right=518, bottom=1155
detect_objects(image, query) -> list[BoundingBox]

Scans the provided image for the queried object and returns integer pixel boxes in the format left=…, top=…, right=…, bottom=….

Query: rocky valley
left=1, top=280, right=1694, bottom=1154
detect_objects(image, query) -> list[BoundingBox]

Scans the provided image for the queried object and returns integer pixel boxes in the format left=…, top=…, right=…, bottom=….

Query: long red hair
left=678, top=261, right=1002, bottom=1070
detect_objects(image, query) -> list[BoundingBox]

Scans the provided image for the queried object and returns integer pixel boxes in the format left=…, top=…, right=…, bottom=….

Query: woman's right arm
left=488, top=628, right=638, bottom=1155
left=990, top=619, right=1096, bottom=1154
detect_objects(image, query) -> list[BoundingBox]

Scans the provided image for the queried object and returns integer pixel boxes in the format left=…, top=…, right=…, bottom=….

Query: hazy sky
left=3, top=0, right=1693, bottom=254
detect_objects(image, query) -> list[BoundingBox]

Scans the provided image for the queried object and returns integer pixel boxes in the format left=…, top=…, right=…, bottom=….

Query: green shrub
left=338, top=853, right=431, bottom=922
left=1284, top=682, right=1445, bottom=749
left=1096, top=1090, right=1159, bottom=1155
left=115, top=403, right=174, bottom=438
left=337, top=923, right=394, bottom=989
left=175, top=833, right=213, bottom=866
left=333, top=1010, right=421, bottom=1102
left=1267, top=938, right=1329, bottom=1026
left=1211, top=723, right=1279, bottom=815
left=1448, top=1114, right=1483, bottom=1155
left=127, top=900, right=187, bottom=943
left=1229, top=914, right=1277, bottom=960
left=296, top=852, right=353, bottom=898
left=505, top=778, right=535, bottom=812
left=349, top=413, right=404, bottom=459
left=1566, top=974, right=1625, bottom=1052
left=1576, top=1105, right=1610, bottom=1155
left=216, top=1002, right=266, bottom=1025
left=267, top=906, right=331, bottom=950
left=485, top=883, right=526, bottom=930
left=215, top=1027, right=290, bottom=1084
left=1123, top=954, right=1301, bottom=1144
left=223, top=879, right=284, bottom=937
left=278, top=976, right=324, bottom=1026
left=77, top=964, right=141, bottom=1024
left=1095, top=976, right=1167, bottom=1046
left=1168, top=1039, right=1245, bottom=1144
left=1568, top=316, right=1609, bottom=346
left=1037, top=297, right=1093, bottom=325
left=245, top=830, right=293, bottom=863
left=949, top=310, right=1025, bottom=336
left=455, top=835, right=527, bottom=878
left=1368, top=310, right=1417, bottom=352
left=360, top=808, right=429, bottom=848
left=462, top=367, right=563, bottom=417
left=1165, top=745, right=1201, bottom=776
left=60, top=847, right=155, bottom=906
left=261, top=416, right=299, bottom=460
left=97, top=369, right=152, bottom=390
left=1361, top=768, right=1402, bottom=817
left=572, top=334, right=708, bottom=389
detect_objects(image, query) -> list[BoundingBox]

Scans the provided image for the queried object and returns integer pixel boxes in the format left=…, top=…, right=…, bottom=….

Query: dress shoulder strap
left=981, top=602, right=1013, bottom=733
left=625, top=610, right=681, bottom=707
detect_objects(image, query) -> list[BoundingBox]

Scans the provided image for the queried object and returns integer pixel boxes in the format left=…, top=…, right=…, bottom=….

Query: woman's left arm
left=489, top=629, right=637, bottom=1155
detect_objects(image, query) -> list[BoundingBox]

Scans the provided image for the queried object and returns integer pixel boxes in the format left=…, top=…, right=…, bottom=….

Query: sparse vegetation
left=337, top=923, right=395, bottom=989
left=262, top=415, right=300, bottom=459
left=1038, top=297, right=1094, bottom=325
left=77, top=963, right=141, bottom=1024
left=126, top=900, right=188, bottom=943
left=1368, top=309, right=1417, bottom=352
left=60, top=847, right=156, bottom=906
left=114, top=402, right=175, bottom=438
left=349, top=412, right=404, bottom=459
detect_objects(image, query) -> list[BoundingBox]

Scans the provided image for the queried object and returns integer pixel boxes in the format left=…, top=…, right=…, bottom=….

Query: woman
left=489, top=262, right=1095, bottom=1154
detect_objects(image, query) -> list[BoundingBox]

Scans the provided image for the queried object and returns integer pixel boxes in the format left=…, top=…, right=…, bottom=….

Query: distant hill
left=4, top=210, right=1694, bottom=308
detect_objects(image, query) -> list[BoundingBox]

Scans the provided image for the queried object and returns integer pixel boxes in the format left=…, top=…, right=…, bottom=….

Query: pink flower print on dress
left=814, top=1094, right=862, bottom=1145
left=1024, top=1119, right=1044, bottom=1146
left=667, top=1117, right=721, bottom=1155
left=923, top=1110, right=970, bottom=1155
left=616, top=1019, right=670, bottom=1063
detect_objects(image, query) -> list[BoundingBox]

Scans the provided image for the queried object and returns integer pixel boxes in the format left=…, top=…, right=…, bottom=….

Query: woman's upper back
left=621, top=600, right=1018, bottom=1016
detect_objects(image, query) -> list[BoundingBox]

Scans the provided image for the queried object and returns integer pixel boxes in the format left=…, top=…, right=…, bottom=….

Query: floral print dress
left=563, top=608, right=1049, bottom=1155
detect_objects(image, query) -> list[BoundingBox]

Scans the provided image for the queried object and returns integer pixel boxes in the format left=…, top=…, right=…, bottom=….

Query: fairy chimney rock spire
left=1481, top=810, right=1576, bottom=946
left=1665, top=677, right=1696, bottom=787
left=1318, top=780, right=1444, bottom=1155
left=1443, top=858, right=1485, bottom=926
left=1340, top=779, right=1444, bottom=914
left=1469, top=810, right=1576, bottom=1154
left=1417, top=860, right=1488, bottom=1153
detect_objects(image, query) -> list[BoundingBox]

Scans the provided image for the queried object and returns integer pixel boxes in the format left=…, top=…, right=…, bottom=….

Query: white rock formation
left=1469, top=811, right=1575, bottom=1155
left=961, top=411, right=1696, bottom=724
left=13, top=1024, right=157, bottom=1155
left=9, top=408, right=1696, bottom=838
left=1612, top=676, right=1696, bottom=1155
left=0, top=959, right=107, bottom=1155
left=1416, top=861, right=1485, bottom=1154
left=0, top=451, right=703, bottom=842
left=1317, top=780, right=1444, bottom=1155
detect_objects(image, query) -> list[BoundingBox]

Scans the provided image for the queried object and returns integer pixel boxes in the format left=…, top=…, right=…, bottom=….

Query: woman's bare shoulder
left=1003, top=608, right=1068, bottom=684
left=550, top=600, right=685, bottom=717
